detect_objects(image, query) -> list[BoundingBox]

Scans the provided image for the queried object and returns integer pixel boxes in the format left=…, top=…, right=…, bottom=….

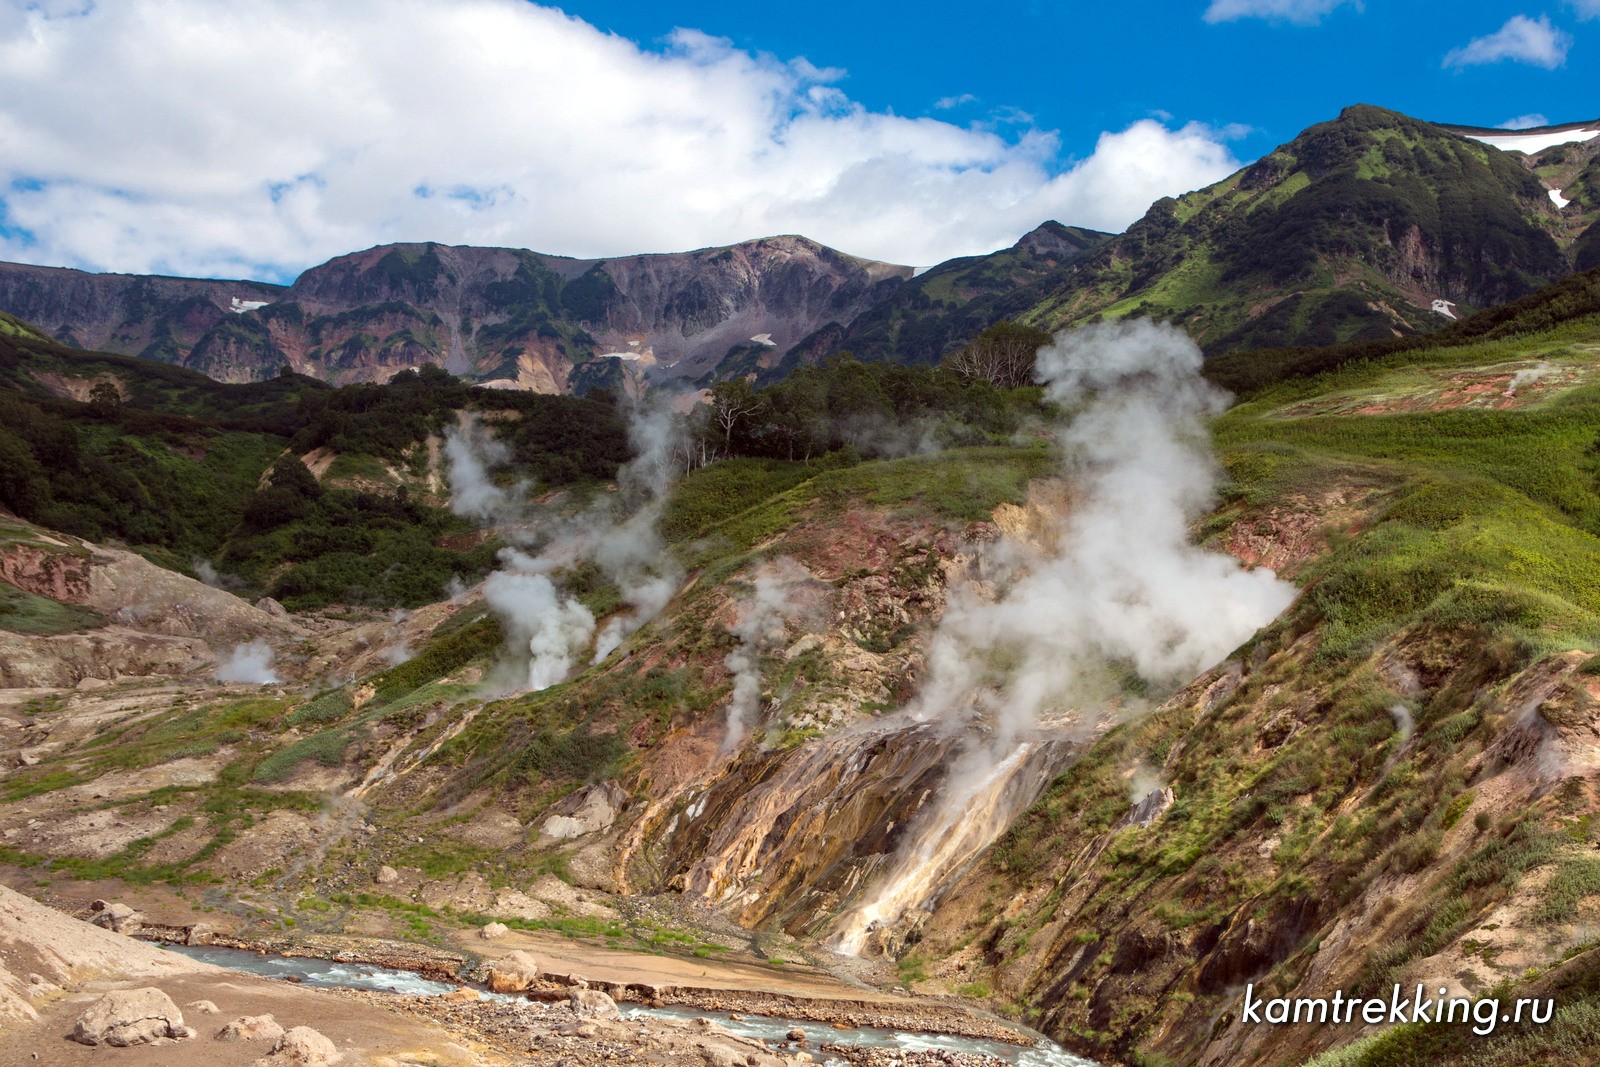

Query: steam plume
left=833, top=319, right=1297, bottom=952
left=485, top=565, right=596, bottom=691
left=216, top=639, right=280, bottom=684
left=472, top=396, right=689, bottom=692
left=443, top=412, right=521, bottom=523
left=1504, top=361, right=1555, bottom=398
left=1127, top=763, right=1166, bottom=805
left=721, top=557, right=820, bottom=751
left=1388, top=702, right=1414, bottom=744
left=591, top=400, right=686, bottom=662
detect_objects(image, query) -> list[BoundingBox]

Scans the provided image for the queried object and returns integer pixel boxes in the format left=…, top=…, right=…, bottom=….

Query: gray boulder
left=71, top=987, right=193, bottom=1046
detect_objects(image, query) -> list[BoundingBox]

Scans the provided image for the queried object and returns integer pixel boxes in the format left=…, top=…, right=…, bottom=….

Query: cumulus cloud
left=1444, top=15, right=1573, bottom=70
left=0, top=0, right=1242, bottom=279
left=1203, top=0, right=1358, bottom=25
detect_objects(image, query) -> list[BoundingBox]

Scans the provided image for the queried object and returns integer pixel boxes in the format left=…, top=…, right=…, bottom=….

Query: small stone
left=375, top=865, right=399, bottom=885
left=785, top=1028, right=806, bottom=1044
left=270, top=1025, right=341, bottom=1065
left=219, top=1014, right=286, bottom=1043
left=478, top=921, right=509, bottom=940
left=569, top=988, right=620, bottom=1020
left=187, top=1000, right=219, bottom=1015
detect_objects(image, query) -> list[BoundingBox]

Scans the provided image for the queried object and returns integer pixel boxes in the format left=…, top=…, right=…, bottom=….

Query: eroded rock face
left=0, top=238, right=913, bottom=391
left=71, top=987, right=193, bottom=1046
left=540, top=781, right=626, bottom=839
left=656, top=719, right=1075, bottom=933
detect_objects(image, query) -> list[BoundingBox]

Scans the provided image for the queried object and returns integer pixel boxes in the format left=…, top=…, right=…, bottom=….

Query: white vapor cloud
left=0, top=0, right=1242, bottom=279
left=831, top=319, right=1298, bottom=952
left=1570, top=1, right=1600, bottom=20
left=216, top=640, right=280, bottom=685
left=1444, top=15, right=1573, bottom=70
left=1498, top=114, right=1551, bottom=129
left=934, top=93, right=977, bottom=110
left=1203, top=0, right=1358, bottom=25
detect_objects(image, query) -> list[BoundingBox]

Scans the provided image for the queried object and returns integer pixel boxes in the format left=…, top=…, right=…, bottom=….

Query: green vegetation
left=0, top=578, right=104, bottom=634
left=782, top=221, right=1108, bottom=371
left=1024, top=105, right=1574, bottom=358
left=0, top=324, right=635, bottom=609
left=707, top=356, right=1046, bottom=462
left=1206, top=265, right=1600, bottom=396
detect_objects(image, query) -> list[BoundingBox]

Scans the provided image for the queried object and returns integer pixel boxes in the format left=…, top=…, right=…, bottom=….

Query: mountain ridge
left=2, top=105, right=1597, bottom=393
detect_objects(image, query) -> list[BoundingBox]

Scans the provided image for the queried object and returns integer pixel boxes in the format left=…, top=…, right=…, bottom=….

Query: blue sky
left=565, top=0, right=1599, bottom=158
left=0, top=1, right=1595, bottom=281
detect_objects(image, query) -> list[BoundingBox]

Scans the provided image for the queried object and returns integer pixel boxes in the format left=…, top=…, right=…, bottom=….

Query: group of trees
left=231, top=454, right=495, bottom=610
left=701, top=324, right=1051, bottom=464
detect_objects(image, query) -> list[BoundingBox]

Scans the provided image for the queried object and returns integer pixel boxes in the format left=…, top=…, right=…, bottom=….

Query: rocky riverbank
left=118, top=921, right=1032, bottom=1045
left=340, top=987, right=1016, bottom=1067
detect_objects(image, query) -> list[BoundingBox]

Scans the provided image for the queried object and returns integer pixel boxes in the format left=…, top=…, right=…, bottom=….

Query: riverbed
left=162, top=942, right=1099, bottom=1066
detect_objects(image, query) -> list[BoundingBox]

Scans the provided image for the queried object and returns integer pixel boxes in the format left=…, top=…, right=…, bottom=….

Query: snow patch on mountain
left=1451, top=123, right=1600, bottom=155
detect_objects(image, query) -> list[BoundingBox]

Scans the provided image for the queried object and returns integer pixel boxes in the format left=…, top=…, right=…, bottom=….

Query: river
left=161, top=943, right=1098, bottom=1066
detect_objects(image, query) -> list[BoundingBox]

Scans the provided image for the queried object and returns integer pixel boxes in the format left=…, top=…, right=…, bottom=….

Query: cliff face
left=0, top=264, right=284, bottom=362
left=0, top=237, right=912, bottom=392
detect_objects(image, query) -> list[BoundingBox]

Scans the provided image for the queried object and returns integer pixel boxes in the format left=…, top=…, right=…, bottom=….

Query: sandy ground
left=0, top=971, right=492, bottom=1067
left=0, top=883, right=491, bottom=1067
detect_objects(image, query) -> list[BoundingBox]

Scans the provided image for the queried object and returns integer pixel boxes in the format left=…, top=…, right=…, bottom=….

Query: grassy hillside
left=1023, top=105, right=1575, bottom=356
left=7, top=266, right=1600, bottom=1067
left=910, top=288, right=1600, bottom=1066
left=0, top=324, right=629, bottom=609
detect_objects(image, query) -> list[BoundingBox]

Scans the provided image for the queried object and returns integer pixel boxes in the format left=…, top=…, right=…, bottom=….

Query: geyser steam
left=445, top=398, right=689, bottom=694
left=721, top=557, right=820, bottom=751
left=590, top=403, right=686, bottom=662
left=216, top=639, right=280, bottom=685
left=443, top=413, right=521, bottom=524
left=831, top=320, right=1298, bottom=954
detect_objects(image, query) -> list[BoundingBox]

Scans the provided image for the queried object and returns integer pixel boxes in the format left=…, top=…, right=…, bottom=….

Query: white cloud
left=0, top=0, right=1242, bottom=280
left=1498, top=113, right=1550, bottom=129
left=934, top=93, right=977, bottom=110
left=1570, top=1, right=1600, bottom=20
left=1203, top=0, right=1358, bottom=25
left=1443, top=14, right=1573, bottom=70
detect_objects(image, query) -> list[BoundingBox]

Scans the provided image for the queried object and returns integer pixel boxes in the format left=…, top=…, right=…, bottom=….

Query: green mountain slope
left=763, top=221, right=1110, bottom=378
left=1024, top=105, right=1576, bottom=354
left=5, top=270, right=1600, bottom=1066
left=0, top=321, right=628, bottom=609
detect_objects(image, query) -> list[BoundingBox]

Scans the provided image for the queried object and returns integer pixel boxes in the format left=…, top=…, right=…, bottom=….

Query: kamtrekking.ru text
left=1240, top=983, right=1553, bottom=1037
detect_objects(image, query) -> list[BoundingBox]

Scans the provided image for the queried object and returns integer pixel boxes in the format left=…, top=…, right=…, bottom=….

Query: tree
left=87, top=381, right=122, bottom=419
left=944, top=322, right=1052, bottom=389
left=709, top=379, right=762, bottom=446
